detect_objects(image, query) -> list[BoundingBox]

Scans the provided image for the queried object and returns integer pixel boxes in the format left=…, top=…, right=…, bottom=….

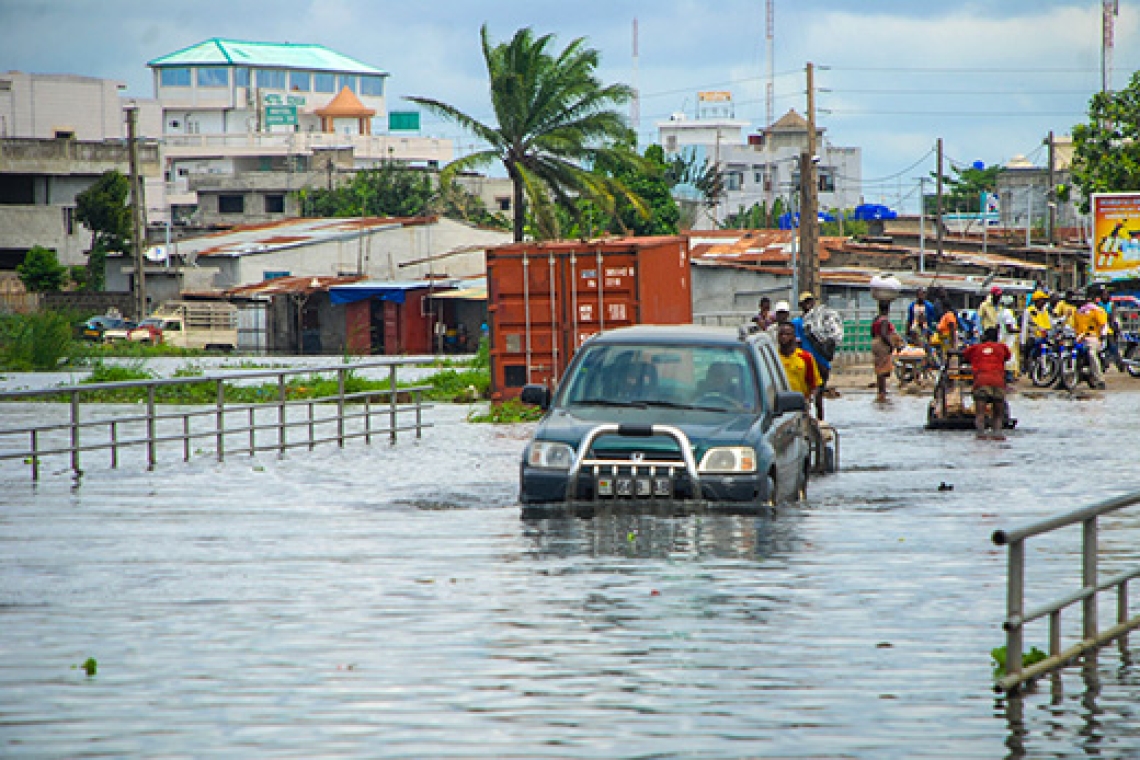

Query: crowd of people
left=749, top=282, right=1131, bottom=439
left=895, top=284, right=1127, bottom=391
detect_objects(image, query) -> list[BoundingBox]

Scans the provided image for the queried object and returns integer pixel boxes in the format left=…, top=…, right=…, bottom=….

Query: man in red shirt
left=963, top=327, right=1012, bottom=440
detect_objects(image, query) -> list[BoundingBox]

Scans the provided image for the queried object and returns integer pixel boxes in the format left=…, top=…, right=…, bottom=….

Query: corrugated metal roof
left=227, top=274, right=365, bottom=298
left=174, top=217, right=428, bottom=259
left=147, top=38, right=387, bottom=76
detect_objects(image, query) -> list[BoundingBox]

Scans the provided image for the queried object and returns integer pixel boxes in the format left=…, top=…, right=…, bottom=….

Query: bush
left=0, top=311, right=75, bottom=370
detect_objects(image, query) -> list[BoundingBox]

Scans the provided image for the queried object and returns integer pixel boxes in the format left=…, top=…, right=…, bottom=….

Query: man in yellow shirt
left=777, top=322, right=822, bottom=403
left=1051, top=291, right=1077, bottom=328
left=1072, top=295, right=1108, bottom=389
left=1019, top=290, right=1053, bottom=375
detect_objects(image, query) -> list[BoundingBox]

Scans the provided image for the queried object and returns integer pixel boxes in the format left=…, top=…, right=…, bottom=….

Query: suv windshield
left=558, top=343, right=758, bottom=412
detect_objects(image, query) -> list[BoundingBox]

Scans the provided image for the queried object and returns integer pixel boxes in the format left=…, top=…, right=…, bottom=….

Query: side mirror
left=519, top=384, right=551, bottom=410
left=774, top=390, right=806, bottom=415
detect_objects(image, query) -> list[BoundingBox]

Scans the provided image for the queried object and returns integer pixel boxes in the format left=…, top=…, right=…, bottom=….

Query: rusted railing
left=0, top=359, right=431, bottom=479
left=992, top=491, right=1140, bottom=695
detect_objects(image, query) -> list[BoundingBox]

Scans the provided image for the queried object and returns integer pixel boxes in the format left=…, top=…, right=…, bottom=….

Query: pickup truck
left=127, top=301, right=239, bottom=352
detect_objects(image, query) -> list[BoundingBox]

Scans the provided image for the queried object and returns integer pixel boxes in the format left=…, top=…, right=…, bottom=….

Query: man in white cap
left=766, top=300, right=793, bottom=344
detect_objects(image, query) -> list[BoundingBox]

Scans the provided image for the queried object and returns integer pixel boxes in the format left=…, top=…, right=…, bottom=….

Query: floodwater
left=3, top=382, right=1140, bottom=758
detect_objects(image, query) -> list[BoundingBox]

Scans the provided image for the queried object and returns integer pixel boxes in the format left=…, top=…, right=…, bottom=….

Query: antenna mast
left=631, top=18, right=641, bottom=135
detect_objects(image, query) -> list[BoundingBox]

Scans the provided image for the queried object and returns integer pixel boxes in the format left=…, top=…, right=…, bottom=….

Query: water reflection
left=520, top=510, right=804, bottom=562
left=1001, top=643, right=1140, bottom=759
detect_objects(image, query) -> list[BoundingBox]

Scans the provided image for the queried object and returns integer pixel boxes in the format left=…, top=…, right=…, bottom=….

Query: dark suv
left=519, top=324, right=811, bottom=517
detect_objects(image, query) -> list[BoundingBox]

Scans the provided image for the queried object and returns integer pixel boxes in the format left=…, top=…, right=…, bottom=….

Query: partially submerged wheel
left=1029, top=355, right=1059, bottom=387
left=1125, top=343, right=1140, bottom=378
left=1058, top=355, right=1078, bottom=391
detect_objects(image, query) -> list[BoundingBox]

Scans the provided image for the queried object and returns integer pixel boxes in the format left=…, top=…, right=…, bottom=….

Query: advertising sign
left=1091, top=193, right=1140, bottom=280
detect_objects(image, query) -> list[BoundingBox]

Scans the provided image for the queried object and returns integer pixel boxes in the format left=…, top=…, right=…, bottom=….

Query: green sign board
left=265, top=104, right=297, bottom=127
left=388, top=111, right=421, bottom=132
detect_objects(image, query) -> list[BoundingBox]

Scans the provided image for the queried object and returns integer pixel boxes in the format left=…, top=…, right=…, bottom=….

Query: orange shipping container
left=487, top=236, right=692, bottom=400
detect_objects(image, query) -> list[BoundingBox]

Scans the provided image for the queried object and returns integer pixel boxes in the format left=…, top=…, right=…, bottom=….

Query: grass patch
left=467, top=398, right=544, bottom=423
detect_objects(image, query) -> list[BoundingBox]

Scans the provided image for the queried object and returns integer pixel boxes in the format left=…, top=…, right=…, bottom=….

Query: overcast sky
left=3, top=0, right=1136, bottom=212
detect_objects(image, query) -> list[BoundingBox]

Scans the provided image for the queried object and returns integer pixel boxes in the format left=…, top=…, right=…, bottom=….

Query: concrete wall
left=690, top=265, right=790, bottom=317
left=0, top=72, right=125, bottom=140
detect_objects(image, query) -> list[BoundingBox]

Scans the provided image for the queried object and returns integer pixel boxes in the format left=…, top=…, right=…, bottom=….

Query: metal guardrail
left=991, top=491, right=1140, bottom=695
left=0, top=359, right=432, bottom=480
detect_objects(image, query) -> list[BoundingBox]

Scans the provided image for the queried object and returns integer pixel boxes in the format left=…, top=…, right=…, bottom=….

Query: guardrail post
left=1083, top=517, right=1098, bottom=641
left=415, top=389, right=422, bottom=439
left=70, top=389, right=81, bottom=476
left=278, top=373, right=287, bottom=455
left=215, top=379, right=225, bottom=462
left=248, top=407, right=255, bottom=456
left=30, top=429, right=39, bottom=481
left=1006, top=538, right=1025, bottom=680
left=364, top=395, right=372, bottom=444
left=147, top=385, right=157, bottom=470
left=110, top=421, right=119, bottom=468
left=183, top=415, right=190, bottom=461
left=1120, top=580, right=1130, bottom=626
left=337, top=367, right=346, bottom=447
left=389, top=364, right=398, bottom=445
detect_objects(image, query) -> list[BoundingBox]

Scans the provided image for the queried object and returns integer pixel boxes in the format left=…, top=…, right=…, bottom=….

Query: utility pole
left=126, top=105, right=147, bottom=321
left=1046, top=131, right=1057, bottom=246
left=798, top=61, right=819, bottom=299
left=935, top=138, right=944, bottom=269
left=917, top=176, right=927, bottom=272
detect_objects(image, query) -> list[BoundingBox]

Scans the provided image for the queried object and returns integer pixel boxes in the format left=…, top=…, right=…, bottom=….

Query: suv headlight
left=526, top=440, right=575, bottom=470
left=699, top=446, right=757, bottom=473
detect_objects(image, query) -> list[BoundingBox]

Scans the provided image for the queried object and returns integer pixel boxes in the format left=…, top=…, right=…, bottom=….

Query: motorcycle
left=1120, top=331, right=1140, bottom=378
left=1056, top=327, right=1103, bottom=391
left=1027, top=331, right=1062, bottom=388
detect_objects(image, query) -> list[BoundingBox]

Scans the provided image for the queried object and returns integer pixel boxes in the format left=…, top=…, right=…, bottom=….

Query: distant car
left=77, top=316, right=133, bottom=342
left=126, top=317, right=166, bottom=343
left=517, top=324, right=812, bottom=517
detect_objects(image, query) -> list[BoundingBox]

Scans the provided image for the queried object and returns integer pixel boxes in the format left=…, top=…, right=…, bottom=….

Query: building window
left=289, top=71, right=310, bottom=92
left=723, top=172, right=742, bottom=192
left=338, top=74, right=357, bottom=92
left=497, top=197, right=511, bottom=212
left=264, top=270, right=290, bottom=281
left=818, top=171, right=835, bottom=193
left=218, top=194, right=245, bottom=214
left=54, top=130, right=75, bottom=139
left=62, top=207, right=75, bottom=235
left=160, top=68, right=191, bottom=87
left=360, top=75, right=384, bottom=96
left=197, top=68, right=229, bottom=87
left=314, top=72, right=335, bottom=93
left=256, top=69, right=286, bottom=89
left=235, top=68, right=250, bottom=87
left=265, top=194, right=285, bottom=214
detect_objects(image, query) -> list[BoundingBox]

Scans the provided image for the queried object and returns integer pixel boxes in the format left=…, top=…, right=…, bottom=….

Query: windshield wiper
left=573, top=398, right=646, bottom=408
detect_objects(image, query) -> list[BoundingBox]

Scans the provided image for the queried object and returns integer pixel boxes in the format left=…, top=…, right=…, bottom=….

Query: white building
left=0, top=71, right=163, bottom=270
left=658, top=100, right=862, bottom=230
left=105, top=216, right=511, bottom=302
left=147, top=38, right=454, bottom=224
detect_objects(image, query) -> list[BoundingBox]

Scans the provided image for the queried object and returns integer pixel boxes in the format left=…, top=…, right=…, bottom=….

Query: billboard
left=1092, top=192, right=1140, bottom=280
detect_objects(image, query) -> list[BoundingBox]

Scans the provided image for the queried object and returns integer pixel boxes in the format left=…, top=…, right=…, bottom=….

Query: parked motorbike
left=1120, top=331, right=1140, bottom=379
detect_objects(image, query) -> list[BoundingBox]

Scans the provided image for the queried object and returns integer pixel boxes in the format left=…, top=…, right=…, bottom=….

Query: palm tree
left=407, top=25, right=641, bottom=241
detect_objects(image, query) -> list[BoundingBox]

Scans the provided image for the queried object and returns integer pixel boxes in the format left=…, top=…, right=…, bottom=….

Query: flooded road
left=3, top=385, right=1140, bottom=758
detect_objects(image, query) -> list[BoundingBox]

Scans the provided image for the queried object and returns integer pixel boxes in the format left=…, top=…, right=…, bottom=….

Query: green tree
left=1072, top=71, right=1140, bottom=212
left=16, top=245, right=67, bottom=292
left=927, top=164, right=1003, bottom=214
left=557, top=143, right=679, bottom=238
left=408, top=25, right=640, bottom=241
left=74, top=170, right=132, bottom=291
left=297, top=160, right=436, bottom=217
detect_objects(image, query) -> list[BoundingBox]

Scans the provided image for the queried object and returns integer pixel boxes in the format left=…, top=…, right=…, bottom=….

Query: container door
left=488, top=252, right=562, bottom=396
left=562, top=249, right=639, bottom=358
